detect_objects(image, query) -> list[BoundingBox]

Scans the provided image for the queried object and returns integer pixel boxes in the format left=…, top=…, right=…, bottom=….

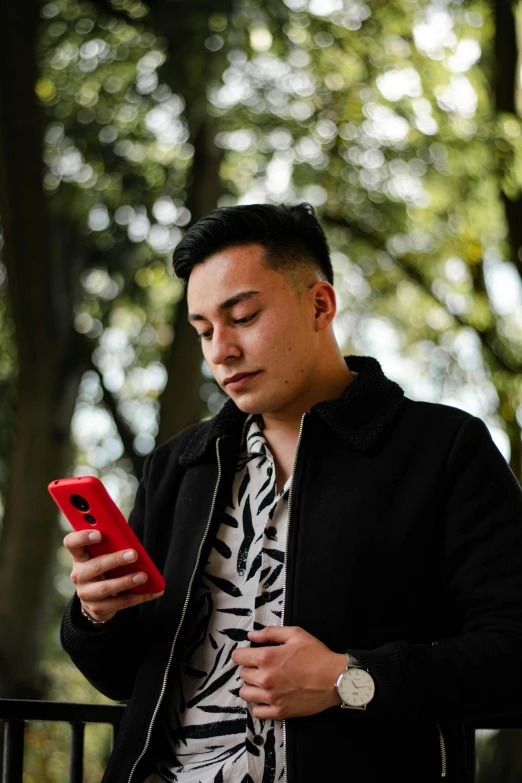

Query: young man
left=62, top=204, right=522, bottom=783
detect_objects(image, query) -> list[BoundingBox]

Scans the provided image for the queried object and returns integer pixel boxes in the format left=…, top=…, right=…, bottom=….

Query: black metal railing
left=0, top=698, right=125, bottom=783
left=2, top=698, right=522, bottom=783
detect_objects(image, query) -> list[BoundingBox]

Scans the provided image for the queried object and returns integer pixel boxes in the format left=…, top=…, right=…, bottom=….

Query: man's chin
left=228, top=394, right=262, bottom=414
left=228, top=393, right=285, bottom=418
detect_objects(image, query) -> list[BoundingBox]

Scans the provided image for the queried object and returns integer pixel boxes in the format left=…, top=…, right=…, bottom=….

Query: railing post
left=0, top=699, right=126, bottom=782
left=69, top=722, right=85, bottom=783
left=112, top=722, right=119, bottom=749
left=3, top=719, right=24, bottom=783
left=468, top=729, right=476, bottom=783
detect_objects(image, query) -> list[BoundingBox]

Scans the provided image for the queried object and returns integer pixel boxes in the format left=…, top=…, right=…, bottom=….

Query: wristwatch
left=335, top=653, right=375, bottom=710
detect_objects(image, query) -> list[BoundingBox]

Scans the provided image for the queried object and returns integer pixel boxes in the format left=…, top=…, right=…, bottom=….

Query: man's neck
left=253, top=359, right=353, bottom=492
left=260, top=358, right=354, bottom=440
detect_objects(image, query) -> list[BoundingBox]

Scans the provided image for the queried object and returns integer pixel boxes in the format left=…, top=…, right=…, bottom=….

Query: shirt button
left=253, top=735, right=264, bottom=746
left=261, top=590, right=271, bottom=602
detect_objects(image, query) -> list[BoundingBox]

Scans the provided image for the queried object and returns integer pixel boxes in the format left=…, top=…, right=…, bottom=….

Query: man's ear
left=311, top=282, right=336, bottom=331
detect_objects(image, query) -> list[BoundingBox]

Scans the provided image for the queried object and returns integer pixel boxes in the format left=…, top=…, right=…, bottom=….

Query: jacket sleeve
left=60, top=453, right=153, bottom=701
left=347, top=414, right=522, bottom=722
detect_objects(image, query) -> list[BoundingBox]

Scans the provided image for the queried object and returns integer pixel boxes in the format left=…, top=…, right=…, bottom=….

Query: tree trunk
left=0, top=5, right=87, bottom=695
left=153, top=0, right=228, bottom=444
left=0, top=365, right=82, bottom=696
left=494, top=0, right=522, bottom=482
left=495, top=1, right=522, bottom=278
left=157, top=119, right=224, bottom=444
left=478, top=1, right=522, bottom=773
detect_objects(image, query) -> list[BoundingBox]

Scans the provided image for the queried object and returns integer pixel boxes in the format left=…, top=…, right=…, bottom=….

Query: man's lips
left=223, top=371, right=261, bottom=390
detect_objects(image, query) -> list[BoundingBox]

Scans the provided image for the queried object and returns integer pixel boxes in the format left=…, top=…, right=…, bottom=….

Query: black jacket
left=61, top=355, right=522, bottom=783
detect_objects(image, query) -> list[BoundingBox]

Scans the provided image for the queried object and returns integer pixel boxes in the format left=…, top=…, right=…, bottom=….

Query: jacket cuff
left=346, top=642, right=416, bottom=719
left=61, top=593, right=131, bottom=659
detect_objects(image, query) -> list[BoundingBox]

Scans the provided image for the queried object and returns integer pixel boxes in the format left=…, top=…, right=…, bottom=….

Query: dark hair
left=172, top=203, right=333, bottom=285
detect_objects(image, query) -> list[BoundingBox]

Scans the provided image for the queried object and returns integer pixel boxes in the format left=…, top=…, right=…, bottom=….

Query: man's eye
left=234, top=313, right=257, bottom=325
left=197, top=313, right=257, bottom=340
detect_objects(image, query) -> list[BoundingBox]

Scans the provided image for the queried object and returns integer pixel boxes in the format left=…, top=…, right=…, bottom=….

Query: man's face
left=187, top=243, right=321, bottom=416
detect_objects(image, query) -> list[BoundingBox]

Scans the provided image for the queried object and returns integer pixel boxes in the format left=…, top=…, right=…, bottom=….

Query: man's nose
left=209, top=327, right=241, bottom=365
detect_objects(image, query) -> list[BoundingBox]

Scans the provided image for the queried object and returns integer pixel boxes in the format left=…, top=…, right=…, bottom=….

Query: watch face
left=337, top=668, right=375, bottom=707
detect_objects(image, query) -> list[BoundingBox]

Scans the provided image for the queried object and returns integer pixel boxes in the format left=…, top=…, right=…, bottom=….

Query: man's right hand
left=63, top=529, right=165, bottom=624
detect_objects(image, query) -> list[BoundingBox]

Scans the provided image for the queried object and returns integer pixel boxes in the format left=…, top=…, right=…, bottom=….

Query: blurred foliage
left=476, top=729, right=522, bottom=782
left=37, top=0, right=188, bottom=475
left=0, top=0, right=520, bottom=778
left=209, top=0, right=522, bottom=429
left=18, top=0, right=521, bottom=496
left=0, top=259, right=16, bottom=515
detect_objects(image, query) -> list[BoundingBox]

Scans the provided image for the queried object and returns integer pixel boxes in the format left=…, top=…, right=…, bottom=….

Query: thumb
left=248, top=625, right=295, bottom=644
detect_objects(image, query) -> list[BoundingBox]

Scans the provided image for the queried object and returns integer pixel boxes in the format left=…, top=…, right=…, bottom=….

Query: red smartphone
left=48, top=475, right=165, bottom=594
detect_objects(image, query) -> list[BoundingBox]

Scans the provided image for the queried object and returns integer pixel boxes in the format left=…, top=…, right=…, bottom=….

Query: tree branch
left=322, top=213, right=522, bottom=375
left=86, top=350, right=146, bottom=479
left=494, top=0, right=518, bottom=115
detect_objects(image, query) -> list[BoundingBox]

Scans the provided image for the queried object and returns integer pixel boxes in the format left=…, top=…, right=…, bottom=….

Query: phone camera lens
left=70, top=494, right=90, bottom=512
left=84, top=514, right=96, bottom=525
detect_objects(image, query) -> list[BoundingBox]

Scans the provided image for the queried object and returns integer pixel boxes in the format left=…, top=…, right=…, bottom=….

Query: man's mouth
left=223, top=371, right=261, bottom=391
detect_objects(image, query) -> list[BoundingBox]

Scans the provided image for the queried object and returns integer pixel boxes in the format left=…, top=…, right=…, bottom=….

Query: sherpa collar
left=179, top=355, right=405, bottom=466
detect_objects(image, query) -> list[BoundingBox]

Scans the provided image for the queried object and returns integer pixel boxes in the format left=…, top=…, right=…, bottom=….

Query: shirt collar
left=243, top=414, right=269, bottom=459
left=179, top=355, right=405, bottom=466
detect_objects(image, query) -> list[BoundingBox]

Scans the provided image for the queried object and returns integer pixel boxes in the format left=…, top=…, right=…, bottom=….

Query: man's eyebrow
left=188, top=290, right=261, bottom=322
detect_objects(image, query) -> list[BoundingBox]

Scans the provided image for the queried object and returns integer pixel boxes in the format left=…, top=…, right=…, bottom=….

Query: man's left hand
left=231, top=626, right=346, bottom=719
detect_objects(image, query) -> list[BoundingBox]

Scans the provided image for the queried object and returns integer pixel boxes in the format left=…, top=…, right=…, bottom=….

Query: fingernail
left=133, top=573, right=147, bottom=584
left=152, top=591, right=164, bottom=598
left=88, top=531, right=101, bottom=541
left=123, top=550, right=136, bottom=561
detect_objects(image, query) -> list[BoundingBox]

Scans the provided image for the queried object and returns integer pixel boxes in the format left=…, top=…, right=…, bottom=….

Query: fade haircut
left=172, top=203, right=334, bottom=286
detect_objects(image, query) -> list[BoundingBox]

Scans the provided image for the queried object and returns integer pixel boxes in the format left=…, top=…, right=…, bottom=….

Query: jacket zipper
left=436, top=723, right=447, bottom=778
left=127, top=437, right=223, bottom=783
left=432, top=641, right=447, bottom=778
left=281, top=413, right=306, bottom=783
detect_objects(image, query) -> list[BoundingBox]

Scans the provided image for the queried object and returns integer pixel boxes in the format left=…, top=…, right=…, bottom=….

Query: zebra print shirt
left=156, top=413, right=291, bottom=783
